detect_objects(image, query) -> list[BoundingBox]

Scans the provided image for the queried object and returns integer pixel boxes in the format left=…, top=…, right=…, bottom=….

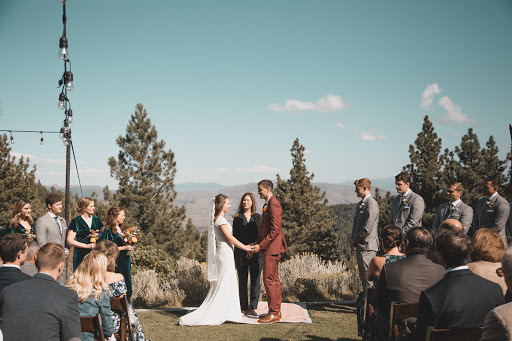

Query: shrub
left=131, top=270, right=184, bottom=308
left=131, top=244, right=176, bottom=276
left=176, top=257, right=209, bottom=307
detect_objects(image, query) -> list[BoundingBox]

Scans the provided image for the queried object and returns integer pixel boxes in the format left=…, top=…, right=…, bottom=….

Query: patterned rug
left=240, top=302, right=312, bottom=324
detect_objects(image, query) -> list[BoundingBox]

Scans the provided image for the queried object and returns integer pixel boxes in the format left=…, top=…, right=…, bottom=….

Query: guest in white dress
left=179, top=194, right=253, bottom=326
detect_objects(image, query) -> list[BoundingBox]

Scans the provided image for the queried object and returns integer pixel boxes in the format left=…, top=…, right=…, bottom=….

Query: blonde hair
left=67, top=252, right=109, bottom=302
left=77, top=197, right=94, bottom=215
left=354, top=178, right=372, bottom=190
left=93, top=240, right=119, bottom=271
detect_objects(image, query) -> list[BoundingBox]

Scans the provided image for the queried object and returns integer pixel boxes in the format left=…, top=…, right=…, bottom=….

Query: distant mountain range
left=45, top=179, right=395, bottom=230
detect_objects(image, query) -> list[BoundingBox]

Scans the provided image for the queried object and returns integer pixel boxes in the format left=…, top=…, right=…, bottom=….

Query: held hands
left=245, top=243, right=261, bottom=257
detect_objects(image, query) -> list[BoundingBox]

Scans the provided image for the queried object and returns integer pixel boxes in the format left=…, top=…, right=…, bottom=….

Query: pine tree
left=404, top=115, right=445, bottom=229
left=452, top=128, right=484, bottom=208
left=0, top=134, right=47, bottom=224
left=108, top=104, right=202, bottom=259
left=374, top=187, right=392, bottom=232
left=275, top=138, right=338, bottom=261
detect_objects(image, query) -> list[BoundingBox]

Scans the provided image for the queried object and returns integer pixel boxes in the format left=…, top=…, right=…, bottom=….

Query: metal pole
left=65, top=133, right=71, bottom=223
left=509, top=124, right=512, bottom=197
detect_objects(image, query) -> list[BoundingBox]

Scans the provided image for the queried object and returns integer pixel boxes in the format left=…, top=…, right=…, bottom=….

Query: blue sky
left=1, top=0, right=511, bottom=189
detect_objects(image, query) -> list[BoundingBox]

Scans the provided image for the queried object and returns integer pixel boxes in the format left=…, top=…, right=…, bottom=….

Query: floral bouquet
left=25, top=228, right=36, bottom=241
left=121, top=226, right=140, bottom=245
left=88, top=230, right=99, bottom=243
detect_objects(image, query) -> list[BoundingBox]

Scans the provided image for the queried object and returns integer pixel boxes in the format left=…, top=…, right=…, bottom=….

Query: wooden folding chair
left=425, top=326, right=483, bottom=341
left=362, top=287, right=377, bottom=340
left=110, top=295, right=134, bottom=341
left=388, top=301, right=419, bottom=341
left=80, top=313, right=105, bottom=341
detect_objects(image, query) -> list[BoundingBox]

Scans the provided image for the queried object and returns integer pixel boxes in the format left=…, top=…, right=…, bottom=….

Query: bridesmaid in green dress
left=0, top=199, right=36, bottom=240
left=99, top=206, right=135, bottom=302
left=67, top=197, right=104, bottom=271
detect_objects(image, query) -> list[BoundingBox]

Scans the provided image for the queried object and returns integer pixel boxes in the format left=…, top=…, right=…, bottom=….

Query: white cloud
left=420, top=83, right=442, bottom=109
left=268, top=94, right=347, bottom=112
left=215, top=167, right=229, bottom=173
left=234, top=165, right=279, bottom=173
left=356, top=129, right=388, bottom=141
left=336, top=122, right=344, bottom=129
left=304, top=149, right=312, bottom=155
left=438, top=96, right=476, bottom=126
left=11, top=152, right=67, bottom=166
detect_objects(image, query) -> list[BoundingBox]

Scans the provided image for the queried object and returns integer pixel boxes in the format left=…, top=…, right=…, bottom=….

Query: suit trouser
left=356, top=249, right=376, bottom=291
left=262, top=254, right=282, bottom=315
left=236, top=257, right=262, bottom=311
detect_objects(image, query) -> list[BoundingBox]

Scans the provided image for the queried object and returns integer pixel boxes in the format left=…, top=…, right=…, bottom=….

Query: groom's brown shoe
left=258, top=313, right=281, bottom=324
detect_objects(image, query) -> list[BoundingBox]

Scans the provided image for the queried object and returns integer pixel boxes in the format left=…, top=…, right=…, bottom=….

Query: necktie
left=54, top=216, right=62, bottom=235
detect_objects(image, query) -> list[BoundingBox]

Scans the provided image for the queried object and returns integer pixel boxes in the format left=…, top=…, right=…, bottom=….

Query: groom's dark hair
left=258, top=179, right=273, bottom=191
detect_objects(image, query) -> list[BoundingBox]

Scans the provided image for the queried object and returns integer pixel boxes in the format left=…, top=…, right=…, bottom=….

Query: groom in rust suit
left=251, top=179, right=288, bottom=324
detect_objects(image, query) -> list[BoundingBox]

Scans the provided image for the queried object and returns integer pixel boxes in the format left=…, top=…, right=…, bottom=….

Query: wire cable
left=70, top=139, right=83, bottom=198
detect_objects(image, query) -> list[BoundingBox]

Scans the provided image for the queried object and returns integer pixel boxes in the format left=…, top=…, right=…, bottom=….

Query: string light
left=57, top=1, right=74, bottom=132
left=40, top=131, right=44, bottom=145
left=9, top=131, right=14, bottom=144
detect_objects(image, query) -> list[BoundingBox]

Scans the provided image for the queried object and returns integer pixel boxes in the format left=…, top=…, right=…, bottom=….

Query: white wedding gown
left=179, top=216, right=242, bottom=325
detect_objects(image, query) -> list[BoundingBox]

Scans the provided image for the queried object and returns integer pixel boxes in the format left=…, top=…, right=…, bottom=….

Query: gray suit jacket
left=473, top=193, right=510, bottom=241
left=351, top=196, right=379, bottom=251
left=389, top=191, right=425, bottom=233
left=0, top=273, right=81, bottom=341
left=35, top=212, right=68, bottom=284
left=505, top=198, right=512, bottom=242
left=482, top=302, right=512, bottom=341
left=432, top=200, right=473, bottom=235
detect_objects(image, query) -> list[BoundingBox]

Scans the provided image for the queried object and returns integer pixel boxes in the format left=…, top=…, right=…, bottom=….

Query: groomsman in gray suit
left=505, top=198, right=512, bottom=245
left=432, top=182, right=473, bottom=236
left=349, top=178, right=379, bottom=290
left=35, top=193, right=68, bottom=284
left=473, top=177, right=510, bottom=242
left=389, top=172, right=425, bottom=233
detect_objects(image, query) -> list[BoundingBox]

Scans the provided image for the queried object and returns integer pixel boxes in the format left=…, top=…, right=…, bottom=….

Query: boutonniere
left=263, top=206, right=268, bottom=213
left=452, top=206, right=459, bottom=211
left=359, top=202, right=366, bottom=209
left=485, top=201, right=495, bottom=209
left=402, top=198, right=409, bottom=204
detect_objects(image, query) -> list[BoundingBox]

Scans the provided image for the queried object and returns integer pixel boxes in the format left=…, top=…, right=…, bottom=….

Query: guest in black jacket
left=0, top=233, right=30, bottom=293
left=233, top=192, right=262, bottom=317
left=415, top=230, right=505, bottom=341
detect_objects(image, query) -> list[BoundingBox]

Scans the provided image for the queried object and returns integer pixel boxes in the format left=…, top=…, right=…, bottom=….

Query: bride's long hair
left=213, top=194, right=228, bottom=223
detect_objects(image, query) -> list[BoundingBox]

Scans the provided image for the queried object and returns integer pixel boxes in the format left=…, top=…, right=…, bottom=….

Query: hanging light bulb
left=10, top=133, right=14, bottom=144
left=58, top=36, right=69, bottom=60
left=63, top=136, right=69, bottom=146
left=40, top=132, right=44, bottom=145
left=59, top=127, right=65, bottom=139
left=66, top=109, right=73, bottom=123
left=64, top=71, right=74, bottom=91
left=58, top=93, right=66, bottom=110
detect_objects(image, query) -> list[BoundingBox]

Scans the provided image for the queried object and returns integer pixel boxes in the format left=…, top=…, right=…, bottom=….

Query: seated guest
left=20, top=240, right=39, bottom=276
left=67, top=252, right=115, bottom=341
left=0, top=233, right=30, bottom=293
left=427, top=219, right=463, bottom=264
left=415, top=230, right=505, bottom=341
left=373, top=227, right=445, bottom=341
left=482, top=245, right=512, bottom=340
left=0, top=242, right=81, bottom=341
left=94, top=240, right=147, bottom=341
left=468, top=228, right=507, bottom=295
left=366, top=225, right=405, bottom=282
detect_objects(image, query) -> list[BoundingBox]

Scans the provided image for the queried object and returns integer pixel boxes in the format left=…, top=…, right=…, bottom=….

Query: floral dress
left=68, top=216, right=103, bottom=271
left=109, top=279, right=146, bottom=341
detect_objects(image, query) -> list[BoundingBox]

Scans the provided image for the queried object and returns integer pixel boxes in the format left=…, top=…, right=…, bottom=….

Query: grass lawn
left=137, top=303, right=359, bottom=341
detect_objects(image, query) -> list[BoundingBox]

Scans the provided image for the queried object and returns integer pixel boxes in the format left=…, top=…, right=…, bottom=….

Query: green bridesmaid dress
left=99, top=228, right=133, bottom=302
left=68, top=216, right=103, bottom=271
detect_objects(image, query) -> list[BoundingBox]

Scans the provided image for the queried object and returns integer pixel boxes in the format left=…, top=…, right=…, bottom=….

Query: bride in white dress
left=179, top=194, right=253, bottom=326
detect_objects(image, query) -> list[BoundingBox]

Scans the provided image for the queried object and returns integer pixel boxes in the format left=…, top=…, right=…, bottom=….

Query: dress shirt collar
left=450, top=199, right=461, bottom=207
left=402, top=189, right=412, bottom=198
left=445, top=265, right=469, bottom=274
left=2, top=264, right=21, bottom=270
left=265, top=194, right=273, bottom=206
left=48, top=211, right=58, bottom=219
left=487, top=192, right=498, bottom=201
left=362, top=194, right=371, bottom=203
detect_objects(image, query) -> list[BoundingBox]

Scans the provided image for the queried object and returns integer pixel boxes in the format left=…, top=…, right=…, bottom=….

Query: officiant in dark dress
left=233, top=193, right=262, bottom=317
